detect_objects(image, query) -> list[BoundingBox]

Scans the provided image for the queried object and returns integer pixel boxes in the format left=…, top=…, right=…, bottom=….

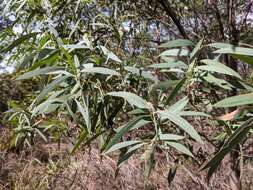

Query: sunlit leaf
left=104, top=140, right=142, bottom=154
left=214, top=93, right=253, bottom=107
left=159, top=39, right=194, bottom=48
left=107, top=91, right=149, bottom=109
left=16, top=66, right=65, bottom=80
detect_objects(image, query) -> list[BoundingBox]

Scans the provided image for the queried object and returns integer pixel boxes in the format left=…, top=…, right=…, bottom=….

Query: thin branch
left=157, top=0, right=189, bottom=40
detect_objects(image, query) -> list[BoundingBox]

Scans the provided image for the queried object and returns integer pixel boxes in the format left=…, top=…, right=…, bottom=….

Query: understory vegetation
left=1, top=0, right=253, bottom=189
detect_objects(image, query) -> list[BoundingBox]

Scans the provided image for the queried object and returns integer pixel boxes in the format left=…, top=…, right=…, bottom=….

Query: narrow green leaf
left=214, top=47, right=253, bottom=57
left=117, top=143, right=144, bottom=166
left=148, top=61, right=187, bottom=69
left=160, top=49, right=190, bottom=57
left=160, top=134, right=184, bottom=141
left=190, top=38, right=203, bottom=60
left=159, top=39, right=195, bottom=48
left=105, top=115, right=147, bottom=151
left=107, top=91, right=149, bottom=109
left=203, top=73, right=234, bottom=90
left=166, top=142, right=193, bottom=157
left=70, top=130, right=88, bottom=154
left=37, top=75, right=70, bottom=103
left=158, top=111, right=203, bottom=143
left=125, top=66, right=158, bottom=82
left=232, top=54, right=253, bottom=66
left=202, top=117, right=253, bottom=180
left=214, top=93, right=253, bottom=108
left=104, top=140, right=142, bottom=154
left=75, top=99, right=91, bottom=133
left=16, top=66, right=65, bottom=80
left=81, top=67, right=120, bottom=76
left=207, top=43, right=234, bottom=49
left=164, top=78, right=186, bottom=105
left=1, top=32, right=40, bottom=53
left=198, top=59, right=242, bottom=79
left=167, top=97, right=189, bottom=114
left=179, top=111, right=209, bottom=117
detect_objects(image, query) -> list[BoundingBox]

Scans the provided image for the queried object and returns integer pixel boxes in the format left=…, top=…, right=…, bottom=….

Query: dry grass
left=0, top=121, right=253, bottom=190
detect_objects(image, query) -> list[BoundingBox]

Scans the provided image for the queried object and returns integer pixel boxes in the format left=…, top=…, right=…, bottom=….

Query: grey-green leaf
left=214, top=47, right=253, bottom=57
left=105, top=115, right=148, bottom=151
left=107, top=91, right=149, bottom=109
left=125, top=66, right=158, bottom=82
left=214, top=93, right=253, bottom=108
left=198, top=59, right=242, bottom=79
left=158, top=111, right=203, bottom=143
left=16, top=66, right=65, bottom=80
left=160, top=134, right=185, bottom=141
left=166, top=142, right=193, bottom=157
left=81, top=67, right=120, bottom=76
left=159, top=39, right=195, bottom=48
left=148, top=61, right=187, bottom=69
left=104, top=140, right=142, bottom=154
left=160, top=49, right=190, bottom=57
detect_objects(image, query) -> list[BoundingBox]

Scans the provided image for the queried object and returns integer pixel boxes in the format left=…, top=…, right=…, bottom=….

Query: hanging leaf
left=117, top=143, right=145, bottom=166
left=207, top=43, right=234, bottom=49
left=202, top=117, right=253, bottom=181
left=214, top=93, right=253, bottom=108
left=197, top=59, right=242, bottom=79
left=160, top=49, right=190, bottom=57
left=16, top=66, right=65, bottom=80
left=125, top=66, right=158, bottom=82
left=165, top=142, right=193, bottom=157
left=36, top=75, right=70, bottom=103
left=81, top=67, right=120, bottom=76
left=75, top=99, right=91, bottom=133
left=104, top=140, right=142, bottom=154
left=107, top=91, right=150, bottom=109
left=203, top=73, right=234, bottom=90
left=159, top=39, right=195, bottom=48
left=158, top=111, right=203, bottom=143
left=214, top=47, right=253, bottom=57
left=100, top=45, right=122, bottom=63
left=105, top=115, right=148, bottom=151
left=164, top=78, right=186, bottom=106
left=159, top=134, right=185, bottom=141
left=148, top=61, right=187, bottom=69
left=1, top=32, right=40, bottom=53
